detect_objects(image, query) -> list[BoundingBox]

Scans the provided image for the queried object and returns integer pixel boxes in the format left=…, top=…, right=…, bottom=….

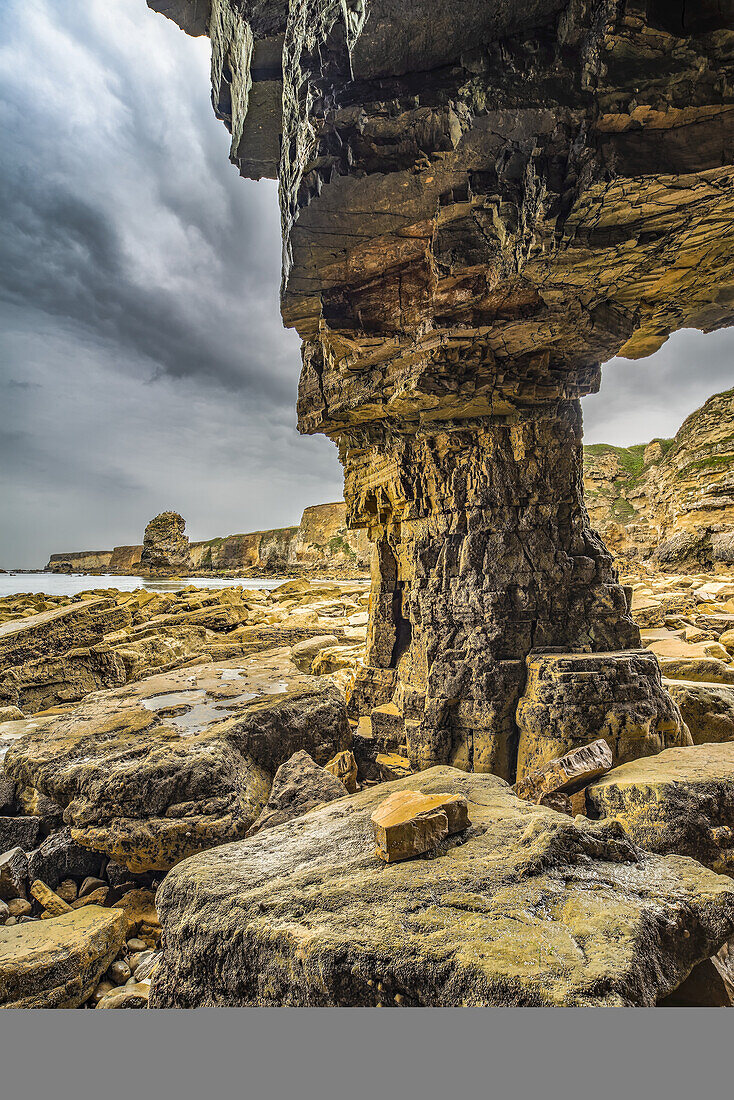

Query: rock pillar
left=330, top=395, right=639, bottom=779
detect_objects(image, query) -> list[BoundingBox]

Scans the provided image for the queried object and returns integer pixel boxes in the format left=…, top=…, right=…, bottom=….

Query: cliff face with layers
left=47, top=502, right=369, bottom=574
left=584, top=388, right=734, bottom=569
left=150, top=0, right=734, bottom=781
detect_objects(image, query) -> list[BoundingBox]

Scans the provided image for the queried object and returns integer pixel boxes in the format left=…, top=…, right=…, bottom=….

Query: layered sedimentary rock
left=584, top=388, right=734, bottom=568
left=3, top=651, right=351, bottom=872
left=150, top=2, right=734, bottom=780
left=0, top=907, right=126, bottom=1009
left=140, top=512, right=192, bottom=574
left=151, top=766, right=734, bottom=1008
left=514, top=649, right=691, bottom=780
left=46, top=502, right=369, bottom=574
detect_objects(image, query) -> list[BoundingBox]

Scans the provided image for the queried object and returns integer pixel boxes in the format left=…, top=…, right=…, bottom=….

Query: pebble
left=0, top=899, right=9, bottom=923
left=107, top=959, right=132, bottom=986
left=7, top=898, right=31, bottom=918
left=56, top=878, right=78, bottom=903
left=4, top=916, right=16, bottom=926
left=79, top=876, right=106, bottom=899
left=126, top=937, right=147, bottom=953
left=91, top=981, right=115, bottom=1006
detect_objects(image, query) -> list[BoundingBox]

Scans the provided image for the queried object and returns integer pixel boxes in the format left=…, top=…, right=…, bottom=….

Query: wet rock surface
left=3, top=651, right=351, bottom=872
left=151, top=766, right=734, bottom=1008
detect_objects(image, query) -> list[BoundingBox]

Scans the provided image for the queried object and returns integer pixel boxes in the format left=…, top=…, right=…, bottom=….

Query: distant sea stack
left=46, top=502, right=371, bottom=576
left=140, top=511, right=192, bottom=575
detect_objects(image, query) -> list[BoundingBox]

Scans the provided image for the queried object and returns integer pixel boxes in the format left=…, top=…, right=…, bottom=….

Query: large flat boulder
left=0, top=906, right=126, bottom=1008
left=150, top=767, right=734, bottom=1008
left=4, top=651, right=350, bottom=873
left=586, top=744, right=734, bottom=874
left=0, top=599, right=130, bottom=669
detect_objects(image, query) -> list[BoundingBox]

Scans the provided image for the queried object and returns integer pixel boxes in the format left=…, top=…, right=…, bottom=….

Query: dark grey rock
left=0, top=847, right=29, bottom=900
left=27, top=827, right=102, bottom=889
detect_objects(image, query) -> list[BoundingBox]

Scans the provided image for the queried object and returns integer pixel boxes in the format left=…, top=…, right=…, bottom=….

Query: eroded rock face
left=140, top=512, right=192, bottom=575
left=515, top=649, right=691, bottom=780
left=151, top=766, right=734, bottom=1008
left=148, top=1, right=734, bottom=777
left=584, top=388, right=734, bottom=570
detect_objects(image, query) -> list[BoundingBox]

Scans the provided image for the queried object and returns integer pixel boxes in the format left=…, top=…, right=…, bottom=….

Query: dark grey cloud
left=583, top=328, right=734, bottom=446
left=0, top=0, right=732, bottom=568
left=0, top=0, right=343, bottom=567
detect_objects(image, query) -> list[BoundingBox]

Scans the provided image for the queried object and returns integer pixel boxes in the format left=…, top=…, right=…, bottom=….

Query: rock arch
left=149, top=0, right=734, bottom=779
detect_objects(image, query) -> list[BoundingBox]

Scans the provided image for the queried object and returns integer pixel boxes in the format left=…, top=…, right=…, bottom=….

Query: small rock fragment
left=325, top=749, right=358, bottom=793
left=514, top=739, right=613, bottom=804
left=371, top=789, right=470, bottom=863
left=30, top=878, right=72, bottom=916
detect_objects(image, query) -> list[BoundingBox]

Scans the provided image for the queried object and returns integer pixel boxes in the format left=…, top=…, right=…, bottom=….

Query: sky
left=1, top=0, right=732, bottom=568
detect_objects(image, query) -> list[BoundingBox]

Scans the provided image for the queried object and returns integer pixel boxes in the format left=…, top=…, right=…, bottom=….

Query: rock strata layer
left=584, top=388, right=734, bottom=570
left=151, top=766, right=734, bottom=1008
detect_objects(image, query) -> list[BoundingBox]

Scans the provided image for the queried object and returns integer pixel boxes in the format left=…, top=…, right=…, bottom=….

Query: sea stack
left=140, top=512, right=191, bottom=575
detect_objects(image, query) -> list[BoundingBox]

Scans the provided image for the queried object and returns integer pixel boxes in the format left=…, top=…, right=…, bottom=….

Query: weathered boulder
left=0, top=848, right=28, bottom=901
left=514, top=739, right=613, bottom=805
left=586, top=744, right=734, bottom=874
left=4, top=652, right=351, bottom=872
left=27, top=827, right=103, bottom=890
left=0, top=906, right=126, bottom=1008
left=0, top=648, right=128, bottom=714
left=246, top=750, right=347, bottom=836
left=515, top=650, right=690, bottom=780
left=151, top=767, right=734, bottom=1008
left=0, top=816, right=42, bottom=852
left=290, top=635, right=340, bottom=673
left=140, top=512, right=191, bottom=575
left=0, top=599, right=130, bottom=670
left=658, top=656, right=734, bottom=685
left=663, top=679, right=734, bottom=745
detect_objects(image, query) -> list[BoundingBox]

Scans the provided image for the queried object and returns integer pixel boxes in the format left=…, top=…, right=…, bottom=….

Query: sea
left=0, top=573, right=289, bottom=598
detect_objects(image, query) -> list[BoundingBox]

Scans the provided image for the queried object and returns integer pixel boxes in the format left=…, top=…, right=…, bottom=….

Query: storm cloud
left=0, top=0, right=732, bottom=567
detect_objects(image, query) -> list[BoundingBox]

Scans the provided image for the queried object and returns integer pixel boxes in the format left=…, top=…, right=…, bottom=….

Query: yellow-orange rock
left=371, top=789, right=469, bottom=863
left=325, top=750, right=358, bottom=793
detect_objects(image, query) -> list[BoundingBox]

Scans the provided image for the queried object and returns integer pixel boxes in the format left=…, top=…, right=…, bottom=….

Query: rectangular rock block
left=514, top=738, right=613, bottom=803
left=371, top=789, right=469, bottom=863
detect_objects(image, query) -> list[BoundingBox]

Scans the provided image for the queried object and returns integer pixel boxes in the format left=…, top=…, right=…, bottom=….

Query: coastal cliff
left=47, top=501, right=370, bottom=575
left=584, top=388, right=734, bottom=570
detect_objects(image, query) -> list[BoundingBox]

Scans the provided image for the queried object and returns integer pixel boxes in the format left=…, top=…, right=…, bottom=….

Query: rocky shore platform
left=2, top=569, right=734, bottom=1007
